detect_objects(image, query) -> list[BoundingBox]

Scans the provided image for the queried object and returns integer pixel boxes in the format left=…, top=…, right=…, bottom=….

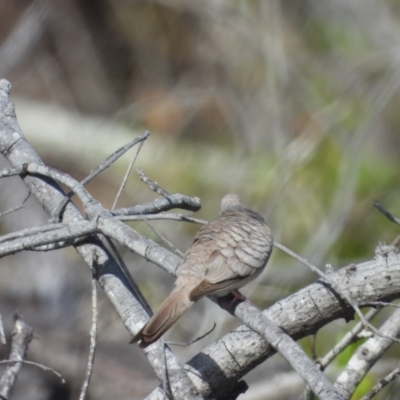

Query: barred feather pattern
left=131, top=193, right=273, bottom=348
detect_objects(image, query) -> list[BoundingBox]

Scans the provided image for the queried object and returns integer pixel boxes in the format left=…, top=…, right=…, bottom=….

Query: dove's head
left=220, top=193, right=242, bottom=213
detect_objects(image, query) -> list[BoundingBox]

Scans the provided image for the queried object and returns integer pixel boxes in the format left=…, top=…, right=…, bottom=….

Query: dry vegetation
left=1, top=1, right=400, bottom=399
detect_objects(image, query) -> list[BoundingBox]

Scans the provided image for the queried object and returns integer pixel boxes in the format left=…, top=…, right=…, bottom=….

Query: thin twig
left=319, top=308, right=381, bottom=370
left=310, top=334, right=318, bottom=361
left=0, top=313, right=5, bottom=345
left=0, top=360, right=65, bottom=383
left=167, top=323, right=216, bottom=347
left=374, top=201, right=400, bottom=226
left=141, top=217, right=185, bottom=257
left=360, top=367, right=400, bottom=400
left=79, top=270, right=98, bottom=400
left=391, top=234, right=400, bottom=247
left=111, top=139, right=145, bottom=210
left=367, top=301, right=400, bottom=309
left=52, top=132, right=150, bottom=220
left=137, top=168, right=171, bottom=197
left=162, top=343, right=172, bottom=399
left=83, top=131, right=150, bottom=187
left=116, top=213, right=206, bottom=224
left=104, top=236, right=153, bottom=316
left=0, top=192, right=30, bottom=218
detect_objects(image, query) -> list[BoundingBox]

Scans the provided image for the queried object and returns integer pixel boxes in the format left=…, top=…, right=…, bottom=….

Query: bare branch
left=53, top=131, right=150, bottom=220
left=334, top=308, right=400, bottom=398
left=0, top=79, right=202, bottom=400
left=79, top=271, right=98, bottom=400
left=360, top=367, right=400, bottom=400
left=117, top=213, right=206, bottom=225
left=97, top=214, right=344, bottom=397
left=179, top=247, right=400, bottom=400
left=137, top=167, right=171, bottom=197
left=0, top=315, right=33, bottom=399
left=141, top=217, right=185, bottom=257
left=111, top=136, right=146, bottom=210
left=0, top=360, right=65, bottom=384
left=374, top=201, right=400, bottom=226
left=226, top=300, right=343, bottom=399
left=98, top=214, right=400, bottom=399
left=0, top=222, right=68, bottom=244
left=0, top=193, right=30, bottom=218
left=83, top=131, right=150, bottom=188
left=319, top=308, right=381, bottom=370
left=0, top=163, right=97, bottom=213
left=104, top=236, right=153, bottom=317
left=275, top=242, right=365, bottom=320
left=367, top=301, right=400, bottom=309
left=3, top=77, right=400, bottom=399
left=0, top=220, right=97, bottom=257
left=274, top=242, right=400, bottom=343
left=113, top=194, right=201, bottom=216
left=167, top=323, right=216, bottom=347
left=0, top=148, right=390, bottom=398
left=0, top=313, right=5, bottom=345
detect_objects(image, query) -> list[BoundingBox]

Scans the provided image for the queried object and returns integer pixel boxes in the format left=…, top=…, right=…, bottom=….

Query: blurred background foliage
left=1, top=0, right=400, bottom=399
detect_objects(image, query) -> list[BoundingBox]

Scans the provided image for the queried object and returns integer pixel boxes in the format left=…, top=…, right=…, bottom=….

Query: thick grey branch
left=99, top=215, right=400, bottom=400
left=0, top=79, right=202, bottom=400
left=99, top=217, right=341, bottom=398
left=231, top=301, right=342, bottom=399
left=2, top=78, right=400, bottom=399
left=180, top=248, right=400, bottom=399
left=0, top=221, right=97, bottom=257
left=0, top=163, right=99, bottom=216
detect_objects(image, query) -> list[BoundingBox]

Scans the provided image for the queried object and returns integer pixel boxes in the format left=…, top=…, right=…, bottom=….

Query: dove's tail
left=130, top=288, right=194, bottom=348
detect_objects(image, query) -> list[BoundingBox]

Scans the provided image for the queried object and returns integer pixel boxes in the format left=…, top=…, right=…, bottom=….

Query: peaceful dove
left=131, top=193, right=273, bottom=348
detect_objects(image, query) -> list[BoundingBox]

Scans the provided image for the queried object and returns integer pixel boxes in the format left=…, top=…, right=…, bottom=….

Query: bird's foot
left=217, top=290, right=247, bottom=314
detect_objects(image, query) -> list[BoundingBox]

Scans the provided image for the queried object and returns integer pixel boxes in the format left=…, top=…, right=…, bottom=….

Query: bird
left=130, top=193, right=273, bottom=348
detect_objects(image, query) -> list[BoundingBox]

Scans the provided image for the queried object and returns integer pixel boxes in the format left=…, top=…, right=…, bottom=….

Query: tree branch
left=180, top=247, right=400, bottom=399
left=113, top=193, right=201, bottom=216
left=334, top=307, right=400, bottom=398
left=2, top=78, right=400, bottom=399
left=0, top=79, right=202, bottom=400
left=0, top=314, right=33, bottom=399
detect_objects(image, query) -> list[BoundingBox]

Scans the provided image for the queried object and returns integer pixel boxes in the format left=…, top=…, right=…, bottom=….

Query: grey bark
left=0, top=79, right=202, bottom=400
left=2, top=78, right=400, bottom=399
